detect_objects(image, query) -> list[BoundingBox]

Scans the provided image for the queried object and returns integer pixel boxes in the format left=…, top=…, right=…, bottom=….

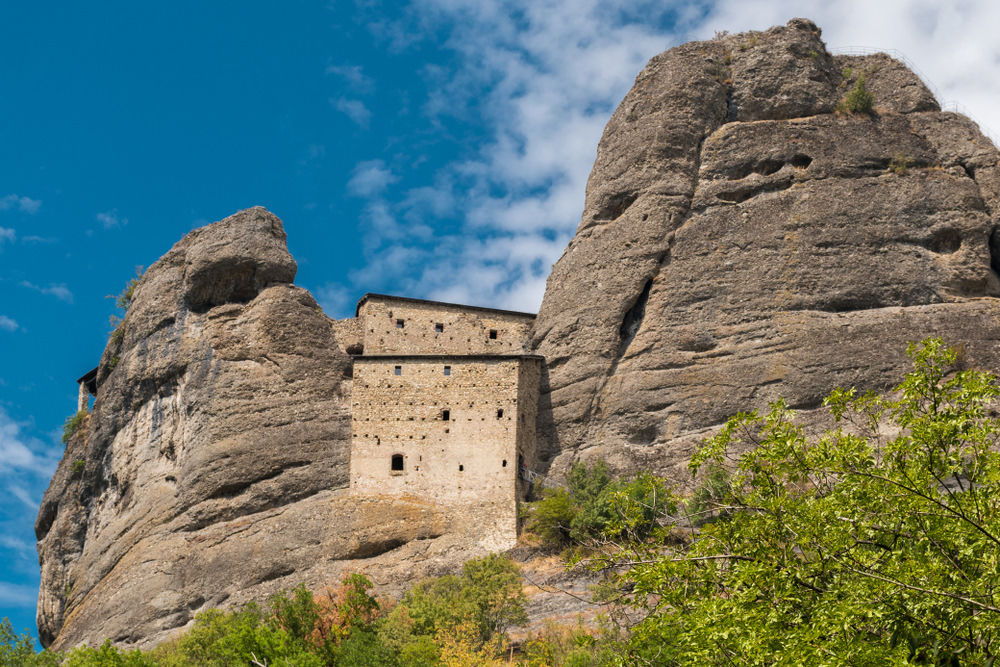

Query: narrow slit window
left=496, top=408, right=504, bottom=419
left=391, top=454, right=404, bottom=471
left=443, top=365, right=451, bottom=376
left=458, top=464, right=464, bottom=472
left=441, top=409, right=450, bottom=421
left=435, top=323, right=444, bottom=333
left=394, top=365, right=402, bottom=376
left=489, top=329, right=498, bottom=340
left=502, top=459, right=507, bottom=467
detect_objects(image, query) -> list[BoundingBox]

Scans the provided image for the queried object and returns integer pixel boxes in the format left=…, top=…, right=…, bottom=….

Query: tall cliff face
left=37, top=19, right=1000, bottom=651
left=36, top=208, right=453, bottom=649
left=531, top=19, right=1000, bottom=479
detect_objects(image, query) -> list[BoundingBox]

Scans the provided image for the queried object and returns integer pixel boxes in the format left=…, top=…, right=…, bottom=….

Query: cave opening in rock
left=620, top=279, right=653, bottom=355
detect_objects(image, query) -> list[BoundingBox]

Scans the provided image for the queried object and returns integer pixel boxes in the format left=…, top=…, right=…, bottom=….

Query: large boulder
left=531, top=19, right=1000, bottom=481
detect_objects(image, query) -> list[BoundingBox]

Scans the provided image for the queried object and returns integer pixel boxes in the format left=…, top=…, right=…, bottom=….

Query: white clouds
left=0, top=406, right=60, bottom=479
left=347, top=160, right=400, bottom=197
left=8, top=485, right=38, bottom=511
left=327, top=64, right=375, bottom=94
left=349, top=0, right=679, bottom=311
left=0, top=194, right=41, bottom=214
left=316, top=282, right=353, bottom=318
left=343, top=0, right=1000, bottom=314
left=332, top=97, right=372, bottom=128
left=0, top=581, right=37, bottom=608
left=0, top=316, right=18, bottom=332
left=0, top=227, right=13, bottom=245
left=96, top=209, right=128, bottom=229
left=20, top=281, right=74, bottom=303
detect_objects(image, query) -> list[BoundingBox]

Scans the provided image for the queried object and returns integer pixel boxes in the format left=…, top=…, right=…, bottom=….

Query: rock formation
left=37, top=19, right=1000, bottom=650
left=36, top=209, right=458, bottom=649
left=531, top=19, right=1000, bottom=482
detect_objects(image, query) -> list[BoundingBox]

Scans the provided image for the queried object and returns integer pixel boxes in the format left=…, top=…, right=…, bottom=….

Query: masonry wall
left=357, top=297, right=534, bottom=356
left=350, top=355, right=540, bottom=549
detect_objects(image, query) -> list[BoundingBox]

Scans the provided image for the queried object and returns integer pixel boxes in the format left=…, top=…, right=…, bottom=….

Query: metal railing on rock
left=830, top=46, right=999, bottom=148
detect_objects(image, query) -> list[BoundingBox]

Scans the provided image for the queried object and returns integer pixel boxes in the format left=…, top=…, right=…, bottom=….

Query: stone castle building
left=333, top=294, right=542, bottom=550
left=76, top=292, right=543, bottom=550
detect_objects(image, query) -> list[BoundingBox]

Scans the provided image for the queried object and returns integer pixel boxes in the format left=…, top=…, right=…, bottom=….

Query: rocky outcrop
left=38, top=19, right=1000, bottom=651
left=531, top=19, right=1000, bottom=480
left=35, top=208, right=457, bottom=649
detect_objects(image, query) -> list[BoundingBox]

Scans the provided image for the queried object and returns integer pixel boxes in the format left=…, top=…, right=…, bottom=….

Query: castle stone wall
left=350, top=355, right=541, bottom=549
left=357, top=295, right=534, bottom=356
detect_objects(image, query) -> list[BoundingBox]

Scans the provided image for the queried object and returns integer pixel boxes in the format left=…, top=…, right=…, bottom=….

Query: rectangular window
left=396, top=319, right=405, bottom=328
left=441, top=409, right=450, bottom=421
left=443, top=365, right=451, bottom=376
left=435, top=323, right=444, bottom=333
left=489, top=329, right=498, bottom=339
left=394, top=365, right=402, bottom=376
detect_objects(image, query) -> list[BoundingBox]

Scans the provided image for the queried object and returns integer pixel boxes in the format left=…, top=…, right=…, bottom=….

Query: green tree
left=0, top=619, right=60, bottom=667
left=400, top=554, right=527, bottom=646
left=844, top=74, right=874, bottom=113
left=603, top=339, right=1000, bottom=665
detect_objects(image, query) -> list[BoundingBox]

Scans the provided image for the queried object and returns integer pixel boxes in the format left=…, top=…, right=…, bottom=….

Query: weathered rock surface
left=531, top=19, right=1000, bottom=480
left=35, top=209, right=462, bottom=649
left=38, top=19, right=1000, bottom=651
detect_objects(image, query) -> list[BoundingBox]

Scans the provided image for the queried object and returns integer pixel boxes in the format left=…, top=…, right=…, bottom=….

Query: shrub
left=62, top=411, right=88, bottom=445
left=61, top=640, right=155, bottom=667
left=401, top=554, right=527, bottom=645
left=844, top=74, right=874, bottom=113
left=889, top=153, right=909, bottom=174
left=528, top=488, right=576, bottom=546
left=72, top=459, right=86, bottom=478
left=107, top=266, right=143, bottom=343
left=528, top=460, right=671, bottom=547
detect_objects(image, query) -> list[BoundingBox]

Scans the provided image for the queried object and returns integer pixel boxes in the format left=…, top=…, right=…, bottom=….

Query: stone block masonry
left=344, top=294, right=541, bottom=551
left=350, top=293, right=535, bottom=356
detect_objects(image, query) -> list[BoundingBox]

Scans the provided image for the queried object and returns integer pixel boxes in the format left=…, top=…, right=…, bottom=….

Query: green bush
left=844, top=74, right=874, bottom=113
left=107, top=266, right=143, bottom=343
left=61, top=640, right=155, bottom=667
left=62, top=411, right=88, bottom=445
left=528, top=488, right=577, bottom=546
left=528, top=460, right=671, bottom=546
left=400, top=553, right=527, bottom=645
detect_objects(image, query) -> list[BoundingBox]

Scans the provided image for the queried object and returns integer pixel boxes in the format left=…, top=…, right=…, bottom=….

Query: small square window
left=444, top=366, right=451, bottom=376
left=396, top=319, right=405, bottom=328
left=394, top=366, right=402, bottom=376
left=489, top=329, right=498, bottom=339
left=442, top=409, right=450, bottom=421
left=497, top=409, right=504, bottom=419
left=435, top=323, right=444, bottom=333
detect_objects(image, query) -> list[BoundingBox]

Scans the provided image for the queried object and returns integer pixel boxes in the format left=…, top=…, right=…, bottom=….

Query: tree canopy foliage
left=2, top=555, right=534, bottom=667
left=603, top=339, right=1000, bottom=665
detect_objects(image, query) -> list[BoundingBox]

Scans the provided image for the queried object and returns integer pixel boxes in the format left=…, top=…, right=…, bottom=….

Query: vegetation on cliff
left=16, top=339, right=1000, bottom=665
left=596, top=339, right=1000, bottom=665
left=5, top=555, right=607, bottom=666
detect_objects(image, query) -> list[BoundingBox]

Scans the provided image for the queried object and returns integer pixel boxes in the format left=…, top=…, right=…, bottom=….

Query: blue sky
left=2, top=0, right=999, bottom=642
